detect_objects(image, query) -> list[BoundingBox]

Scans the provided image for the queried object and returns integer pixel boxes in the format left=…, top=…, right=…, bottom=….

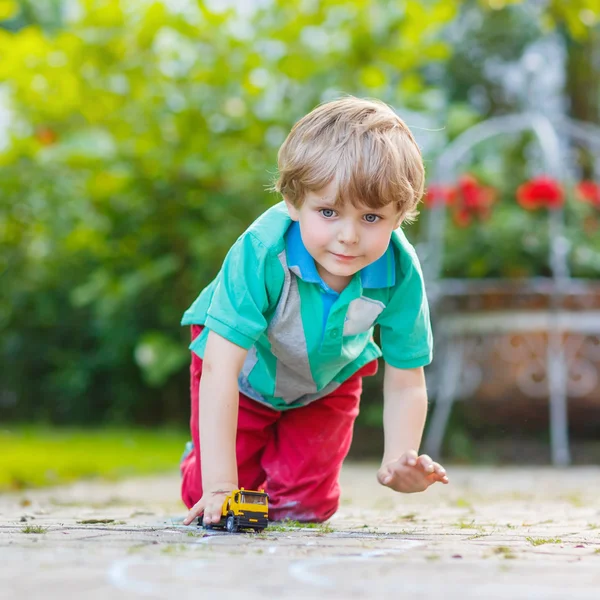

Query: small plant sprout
left=21, top=525, right=47, bottom=534
left=526, top=537, right=562, bottom=546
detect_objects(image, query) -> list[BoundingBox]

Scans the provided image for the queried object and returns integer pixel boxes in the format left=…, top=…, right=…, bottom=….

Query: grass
left=395, top=513, right=417, bottom=522
left=455, top=520, right=479, bottom=530
left=21, top=525, right=48, bottom=534
left=266, top=519, right=334, bottom=533
left=161, top=544, right=188, bottom=555
left=454, top=498, right=473, bottom=509
left=186, top=531, right=206, bottom=538
left=563, top=494, right=583, bottom=507
left=77, top=518, right=116, bottom=524
left=466, top=532, right=489, bottom=540
left=0, top=426, right=189, bottom=491
left=526, top=537, right=562, bottom=546
left=493, top=546, right=516, bottom=559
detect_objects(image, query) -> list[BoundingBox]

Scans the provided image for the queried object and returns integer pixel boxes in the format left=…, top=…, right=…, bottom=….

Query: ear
left=284, top=198, right=300, bottom=221
left=393, top=214, right=405, bottom=229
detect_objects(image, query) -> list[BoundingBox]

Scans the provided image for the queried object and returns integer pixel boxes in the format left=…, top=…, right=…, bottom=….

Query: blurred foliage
left=438, top=165, right=600, bottom=280
left=0, top=0, right=459, bottom=424
left=441, top=196, right=600, bottom=279
left=0, top=0, right=598, bottom=427
left=420, top=1, right=600, bottom=280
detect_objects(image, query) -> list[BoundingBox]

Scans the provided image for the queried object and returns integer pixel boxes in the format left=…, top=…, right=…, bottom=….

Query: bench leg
left=547, top=330, right=571, bottom=466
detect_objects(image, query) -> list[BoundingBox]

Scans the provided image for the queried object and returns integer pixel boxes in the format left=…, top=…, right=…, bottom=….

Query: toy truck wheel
left=226, top=515, right=238, bottom=533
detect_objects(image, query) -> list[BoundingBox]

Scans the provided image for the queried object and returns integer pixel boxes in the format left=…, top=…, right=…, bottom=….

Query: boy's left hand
left=377, top=450, right=449, bottom=493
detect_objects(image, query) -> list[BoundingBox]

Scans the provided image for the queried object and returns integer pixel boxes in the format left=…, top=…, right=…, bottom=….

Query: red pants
left=180, top=325, right=378, bottom=522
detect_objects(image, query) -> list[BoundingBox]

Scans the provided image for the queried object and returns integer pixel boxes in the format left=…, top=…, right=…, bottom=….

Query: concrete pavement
left=1, top=463, right=600, bottom=599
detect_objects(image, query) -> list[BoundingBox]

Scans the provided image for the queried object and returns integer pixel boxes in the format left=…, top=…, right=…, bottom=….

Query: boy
left=181, top=96, right=448, bottom=527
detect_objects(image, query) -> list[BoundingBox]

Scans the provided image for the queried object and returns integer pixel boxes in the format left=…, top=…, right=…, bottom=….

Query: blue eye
left=364, top=214, right=380, bottom=223
left=320, top=209, right=336, bottom=218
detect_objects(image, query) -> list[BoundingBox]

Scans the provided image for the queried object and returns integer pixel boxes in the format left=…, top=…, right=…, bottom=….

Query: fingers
left=184, top=484, right=236, bottom=527
left=379, top=453, right=449, bottom=493
left=379, top=450, right=418, bottom=485
left=377, top=464, right=393, bottom=486
left=378, top=457, right=429, bottom=493
left=203, top=498, right=225, bottom=525
left=183, top=499, right=204, bottom=526
left=431, top=461, right=449, bottom=484
left=419, top=458, right=448, bottom=484
left=415, top=455, right=449, bottom=483
left=400, top=449, right=418, bottom=467
left=417, top=454, right=435, bottom=473
left=380, top=465, right=428, bottom=493
left=183, top=492, right=229, bottom=526
left=403, top=452, right=440, bottom=476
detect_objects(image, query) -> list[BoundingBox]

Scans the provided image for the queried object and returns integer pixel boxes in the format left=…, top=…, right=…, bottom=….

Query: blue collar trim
left=285, top=221, right=395, bottom=290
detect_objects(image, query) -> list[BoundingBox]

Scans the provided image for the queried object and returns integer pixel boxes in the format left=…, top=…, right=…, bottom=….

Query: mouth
left=330, top=252, right=358, bottom=261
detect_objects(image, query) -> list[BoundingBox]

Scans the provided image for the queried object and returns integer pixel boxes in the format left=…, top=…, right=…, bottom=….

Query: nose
left=337, top=219, right=359, bottom=245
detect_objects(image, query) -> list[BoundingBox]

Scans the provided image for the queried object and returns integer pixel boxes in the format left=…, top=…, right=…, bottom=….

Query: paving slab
left=1, top=463, right=600, bottom=599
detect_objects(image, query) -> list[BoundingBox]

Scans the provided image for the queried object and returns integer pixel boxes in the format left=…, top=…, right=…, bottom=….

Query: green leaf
left=134, top=332, right=189, bottom=387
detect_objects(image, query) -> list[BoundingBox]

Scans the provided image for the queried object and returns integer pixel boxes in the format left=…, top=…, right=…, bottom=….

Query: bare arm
left=377, top=363, right=448, bottom=493
left=200, top=330, right=247, bottom=488
left=183, top=330, right=248, bottom=525
left=381, top=364, right=428, bottom=464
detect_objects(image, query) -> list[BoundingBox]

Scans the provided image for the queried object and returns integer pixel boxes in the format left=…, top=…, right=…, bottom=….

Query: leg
left=261, top=360, right=378, bottom=522
left=180, top=325, right=280, bottom=509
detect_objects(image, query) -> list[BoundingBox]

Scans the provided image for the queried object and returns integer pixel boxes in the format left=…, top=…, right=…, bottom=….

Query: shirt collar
left=285, top=221, right=395, bottom=290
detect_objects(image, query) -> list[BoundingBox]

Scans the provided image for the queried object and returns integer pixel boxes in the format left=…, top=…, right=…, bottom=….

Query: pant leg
left=180, top=325, right=206, bottom=508
left=261, top=359, right=379, bottom=522
left=180, top=325, right=281, bottom=509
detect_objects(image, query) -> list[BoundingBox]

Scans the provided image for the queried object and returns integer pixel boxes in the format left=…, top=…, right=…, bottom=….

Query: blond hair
left=274, top=96, right=425, bottom=222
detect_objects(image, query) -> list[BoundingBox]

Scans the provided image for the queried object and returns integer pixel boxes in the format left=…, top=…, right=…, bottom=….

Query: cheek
left=364, top=225, right=394, bottom=256
left=301, top=215, right=331, bottom=249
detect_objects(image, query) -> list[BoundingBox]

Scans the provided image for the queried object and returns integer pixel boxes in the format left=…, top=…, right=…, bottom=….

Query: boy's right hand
left=182, top=482, right=238, bottom=526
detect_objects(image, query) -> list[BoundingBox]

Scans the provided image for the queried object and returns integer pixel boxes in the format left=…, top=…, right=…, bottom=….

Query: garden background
left=1, top=0, right=599, bottom=488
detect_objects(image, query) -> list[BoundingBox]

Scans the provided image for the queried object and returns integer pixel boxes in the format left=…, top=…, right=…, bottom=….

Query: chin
left=327, top=263, right=361, bottom=276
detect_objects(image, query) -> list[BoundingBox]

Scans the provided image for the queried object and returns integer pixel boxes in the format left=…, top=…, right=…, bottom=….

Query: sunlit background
left=1, top=0, right=599, bottom=488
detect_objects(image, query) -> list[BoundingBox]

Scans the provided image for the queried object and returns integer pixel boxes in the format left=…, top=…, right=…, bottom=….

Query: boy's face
left=285, top=181, right=403, bottom=292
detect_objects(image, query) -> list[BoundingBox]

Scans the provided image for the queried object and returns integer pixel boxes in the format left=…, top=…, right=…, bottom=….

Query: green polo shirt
left=181, top=202, right=433, bottom=410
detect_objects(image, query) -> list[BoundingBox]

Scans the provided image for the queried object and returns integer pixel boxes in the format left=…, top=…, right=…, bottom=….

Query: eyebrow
left=313, top=195, right=336, bottom=206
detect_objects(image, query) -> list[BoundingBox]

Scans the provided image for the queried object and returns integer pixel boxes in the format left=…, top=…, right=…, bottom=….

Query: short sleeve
left=376, top=244, right=433, bottom=369
left=202, top=232, right=274, bottom=350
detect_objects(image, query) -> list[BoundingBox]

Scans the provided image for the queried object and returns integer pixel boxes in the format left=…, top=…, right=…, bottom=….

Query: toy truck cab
left=202, top=488, right=269, bottom=533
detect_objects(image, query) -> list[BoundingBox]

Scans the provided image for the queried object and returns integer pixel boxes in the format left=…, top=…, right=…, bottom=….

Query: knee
left=180, top=452, right=202, bottom=510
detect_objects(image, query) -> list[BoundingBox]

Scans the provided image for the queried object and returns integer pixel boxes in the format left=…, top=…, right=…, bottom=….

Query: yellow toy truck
left=201, top=488, right=269, bottom=533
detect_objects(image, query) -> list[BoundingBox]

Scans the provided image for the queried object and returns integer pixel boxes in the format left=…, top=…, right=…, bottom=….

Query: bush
left=0, top=0, right=456, bottom=424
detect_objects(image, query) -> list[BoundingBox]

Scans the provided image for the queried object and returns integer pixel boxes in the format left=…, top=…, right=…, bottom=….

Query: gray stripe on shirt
left=267, top=250, right=317, bottom=403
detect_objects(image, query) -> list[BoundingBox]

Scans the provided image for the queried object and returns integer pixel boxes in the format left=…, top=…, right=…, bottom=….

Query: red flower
left=423, top=184, right=452, bottom=208
left=453, top=207, right=472, bottom=227
left=516, top=176, right=563, bottom=210
left=449, top=174, right=495, bottom=227
left=576, top=181, right=600, bottom=209
left=35, top=127, right=58, bottom=146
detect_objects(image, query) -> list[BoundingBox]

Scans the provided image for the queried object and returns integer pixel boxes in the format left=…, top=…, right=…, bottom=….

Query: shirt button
left=330, top=329, right=339, bottom=338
